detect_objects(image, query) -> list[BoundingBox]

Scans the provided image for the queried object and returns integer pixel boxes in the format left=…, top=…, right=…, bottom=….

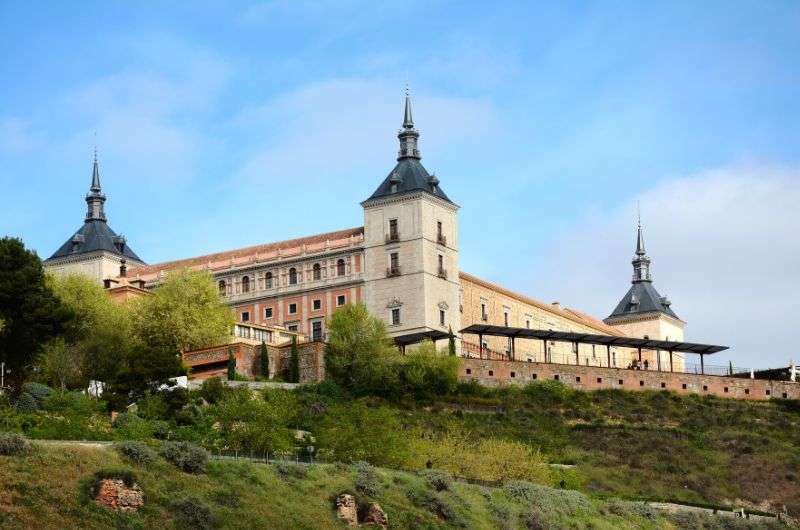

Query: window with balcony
left=288, top=268, right=297, bottom=285
left=336, top=294, right=346, bottom=306
left=388, top=219, right=399, bottom=241
left=313, top=299, right=321, bottom=311
left=218, top=280, right=226, bottom=296
left=437, top=221, right=446, bottom=245
left=264, top=307, right=273, bottom=319
left=387, top=252, right=400, bottom=277
left=265, top=272, right=273, bottom=288
left=391, top=308, right=401, bottom=326
left=337, top=259, right=346, bottom=276
left=288, top=303, right=297, bottom=315
left=313, top=263, right=321, bottom=280
left=241, top=276, right=250, bottom=293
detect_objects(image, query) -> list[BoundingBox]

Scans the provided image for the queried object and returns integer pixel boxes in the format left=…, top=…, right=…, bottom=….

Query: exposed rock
left=336, top=493, right=358, bottom=527
left=362, top=502, right=389, bottom=528
left=95, top=479, right=144, bottom=513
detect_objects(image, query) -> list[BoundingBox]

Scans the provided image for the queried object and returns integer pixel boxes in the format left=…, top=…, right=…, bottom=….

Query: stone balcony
left=224, top=271, right=364, bottom=303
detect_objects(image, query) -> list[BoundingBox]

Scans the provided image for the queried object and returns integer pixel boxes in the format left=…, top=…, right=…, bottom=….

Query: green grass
left=0, top=444, right=691, bottom=530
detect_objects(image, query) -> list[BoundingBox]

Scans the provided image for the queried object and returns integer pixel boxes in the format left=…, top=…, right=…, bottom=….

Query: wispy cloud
left=525, top=164, right=800, bottom=368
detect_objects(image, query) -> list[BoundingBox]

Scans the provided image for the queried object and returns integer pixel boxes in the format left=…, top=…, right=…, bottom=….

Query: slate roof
left=47, top=219, right=143, bottom=263
left=365, top=158, right=452, bottom=204
left=607, top=279, right=680, bottom=321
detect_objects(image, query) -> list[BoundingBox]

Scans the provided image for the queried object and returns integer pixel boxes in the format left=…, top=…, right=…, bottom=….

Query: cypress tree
left=448, top=326, right=456, bottom=356
left=227, top=348, right=236, bottom=380
left=289, top=336, right=300, bottom=383
left=260, top=341, right=270, bottom=379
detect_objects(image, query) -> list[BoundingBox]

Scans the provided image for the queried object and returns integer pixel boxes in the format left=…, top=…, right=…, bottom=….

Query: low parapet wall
left=460, top=358, right=800, bottom=401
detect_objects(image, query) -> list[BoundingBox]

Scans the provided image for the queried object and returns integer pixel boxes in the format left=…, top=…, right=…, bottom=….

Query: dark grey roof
left=606, top=281, right=680, bottom=321
left=365, top=158, right=452, bottom=204
left=46, top=219, right=143, bottom=263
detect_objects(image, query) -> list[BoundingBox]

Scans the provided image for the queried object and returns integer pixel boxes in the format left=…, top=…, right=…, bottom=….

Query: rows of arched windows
left=216, top=258, right=351, bottom=296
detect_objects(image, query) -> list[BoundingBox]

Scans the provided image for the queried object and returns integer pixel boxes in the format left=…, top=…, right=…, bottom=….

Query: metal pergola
left=460, top=324, right=728, bottom=374
left=393, top=330, right=452, bottom=354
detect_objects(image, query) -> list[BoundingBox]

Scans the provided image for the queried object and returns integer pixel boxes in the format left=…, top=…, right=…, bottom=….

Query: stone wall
left=460, top=358, right=800, bottom=401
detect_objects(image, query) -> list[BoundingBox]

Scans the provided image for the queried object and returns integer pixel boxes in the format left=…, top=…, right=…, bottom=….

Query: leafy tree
left=400, top=340, right=459, bottom=398
left=325, top=303, right=398, bottom=394
left=103, top=342, right=186, bottom=410
left=289, top=336, right=299, bottom=383
left=0, top=237, right=71, bottom=385
left=448, top=326, right=456, bottom=356
left=212, top=387, right=297, bottom=453
left=38, top=337, right=84, bottom=390
left=131, top=268, right=233, bottom=353
left=260, top=341, right=270, bottom=379
left=47, top=273, right=127, bottom=343
left=227, top=349, right=236, bottom=380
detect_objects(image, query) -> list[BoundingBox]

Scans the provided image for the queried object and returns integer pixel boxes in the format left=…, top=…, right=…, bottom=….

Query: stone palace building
left=44, top=94, right=685, bottom=369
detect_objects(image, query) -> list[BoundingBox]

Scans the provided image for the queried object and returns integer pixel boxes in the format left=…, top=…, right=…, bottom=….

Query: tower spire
left=397, top=87, right=421, bottom=160
left=85, top=149, right=107, bottom=222
left=631, top=210, right=651, bottom=282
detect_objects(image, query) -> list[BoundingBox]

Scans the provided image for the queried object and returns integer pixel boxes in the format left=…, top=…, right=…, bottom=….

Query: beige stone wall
left=44, top=251, right=130, bottom=284
left=363, top=193, right=460, bottom=343
left=459, top=273, right=637, bottom=367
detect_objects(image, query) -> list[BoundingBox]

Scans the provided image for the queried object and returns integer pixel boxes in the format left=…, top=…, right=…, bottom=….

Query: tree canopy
left=0, top=237, right=70, bottom=384
left=131, top=268, right=233, bottom=353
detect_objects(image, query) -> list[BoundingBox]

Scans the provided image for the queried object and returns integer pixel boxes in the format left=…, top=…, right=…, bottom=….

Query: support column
left=574, top=342, right=579, bottom=365
left=478, top=334, right=483, bottom=359
left=607, top=345, right=611, bottom=368
left=542, top=339, right=548, bottom=363
left=700, top=354, right=705, bottom=375
left=511, top=337, right=516, bottom=361
left=669, top=350, right=674, bottom=373
left=638, top=347, right=642, bottom=366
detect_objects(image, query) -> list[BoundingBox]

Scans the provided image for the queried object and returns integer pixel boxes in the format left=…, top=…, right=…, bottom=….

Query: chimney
left=119, top=258, right=127, bottom=278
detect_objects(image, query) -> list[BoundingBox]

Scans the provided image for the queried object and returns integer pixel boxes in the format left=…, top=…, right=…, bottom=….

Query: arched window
left=289, top=267, right=297, bottom=285
left=265, top=272, right=273, bottom=288
left=218, top=280, right=226, bottom=296
left=313, top=263, right=321, bottom=281
left=337, top=259, right=346, bottom=276
left=241, top=276, right=250, bottom=293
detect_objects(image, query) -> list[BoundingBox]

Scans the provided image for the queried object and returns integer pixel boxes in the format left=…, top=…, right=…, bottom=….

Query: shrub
left=406, top=488, right=464, bottom=525
left=22, top=382, right=54, bottom=405
left=503, top=480, right=591, bottom=519
left=14, top=392, right=38, bottom=413
left=0, top=432, right=30, bottom=455
left=419, top=469, right=452, bottom=492
left=273, top=461, right=308, bottom=480
left=171, top=497, right=214, bottom=530
left=353, top=461, right=380, bottom=497
left=114, top=441, right=157, bottom=466
left=607, top=500, right=658, bottom=520
left=161, top=441, right=209, bottom=473
left=200, top=377, right=225, bottom=404
left=113, top=412, right=158, bottom=440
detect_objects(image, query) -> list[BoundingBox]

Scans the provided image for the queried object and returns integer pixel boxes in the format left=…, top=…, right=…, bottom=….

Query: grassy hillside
left=2, top=380, right=799, bottom=522
left=0, top=444, right=784, bottom=530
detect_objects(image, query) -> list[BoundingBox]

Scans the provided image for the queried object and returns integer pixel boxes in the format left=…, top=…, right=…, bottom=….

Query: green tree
left=227, top=349, right=236, bottom=380
left=131, top=268, right=233, bottom=353
left=0, top=237, right=71, bottom=385
left=325, top=303, right=398, bottom=394
left=47, top=273, right=128, bottom=343
left=400, top=339, right=459, bottom=398
left=289, top=336, right=299, bottom=383
left=104, top=342, right=186, bottom=410
left=38, top=337, right=84, bottom=390
left=260, top=341, right=270, bottom=379
left=448, top=326, right=456, bottom=356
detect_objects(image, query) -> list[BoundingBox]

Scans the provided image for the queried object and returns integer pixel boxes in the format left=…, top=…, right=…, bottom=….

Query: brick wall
left=460, top=358, right=800, bottom=401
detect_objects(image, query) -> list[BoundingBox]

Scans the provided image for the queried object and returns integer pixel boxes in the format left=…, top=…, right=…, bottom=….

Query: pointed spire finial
left=402, top=85, right=414, bottom=129
left=635, top=202, right=645, bottom=256
left=631, top=205, right=651, bottom=282
left=397, top=86, right=421, bottom=160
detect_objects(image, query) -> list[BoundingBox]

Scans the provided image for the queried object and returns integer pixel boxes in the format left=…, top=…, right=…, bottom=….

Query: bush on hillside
left=113, top=412, right=160, bottom=440
left=419, top=469, right=453, bottom=492
left=273, top=461, right=308, bottom=480
left=0, top=432, right=30, bottom=455
left=114, top=441, right=157, bottom=466
left=22, top=382, right=54, bottom=405
left=353, top=461, right=380, bottom=497
left=14, top=392, right=38, bottom=413
left=606, top=500, right=658, bottom=520
left=171, top=497, right=214, bottom=530
left=161, top=441, right=209, bottom=473
left=200, top=377, right=225, bottom=404
left=503, top=480, right=592, bottom=519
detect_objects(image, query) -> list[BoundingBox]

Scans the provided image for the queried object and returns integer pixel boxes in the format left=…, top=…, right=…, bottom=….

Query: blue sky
left=1, top=1, right=799, bottom=367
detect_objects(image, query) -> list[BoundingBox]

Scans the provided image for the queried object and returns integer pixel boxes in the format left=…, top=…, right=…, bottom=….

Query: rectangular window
left=288, top=324, right=298, bottom=332
left=481, top=303, right=487, bottom=321
left=391, top=308, right=400, bottom=325
left=526, top=320, right=530, bottom=329
left=436, top=220, right=446, bottom=245
left=439, top=309, right=445, bottom=326
left=388, top=219, right=398, bottom=240
left=241, top=311, right=250, bottom=322
left=313, top=299, right=321, bottom=311
left=337, top=294, right=346, bottom=306
left=390, top=252, right=399, bottom=270
left=264, top=307, right=273, bottom=319
left=288, top=303, right=297, bottom=315
left=504, top=312, right=509, bottom=327
left=312, top=320, right=323, bottom=341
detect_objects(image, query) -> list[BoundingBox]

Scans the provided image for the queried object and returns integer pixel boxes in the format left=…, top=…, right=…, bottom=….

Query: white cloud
left=527, top=165, right=800, bottom=369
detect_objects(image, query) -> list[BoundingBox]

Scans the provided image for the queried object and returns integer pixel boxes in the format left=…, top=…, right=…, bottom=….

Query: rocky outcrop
left=362, top=503, right=388, bottom=528
left=336, top=493, right=358, bottom=527
left=95, top=479, right=144, bottom=512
